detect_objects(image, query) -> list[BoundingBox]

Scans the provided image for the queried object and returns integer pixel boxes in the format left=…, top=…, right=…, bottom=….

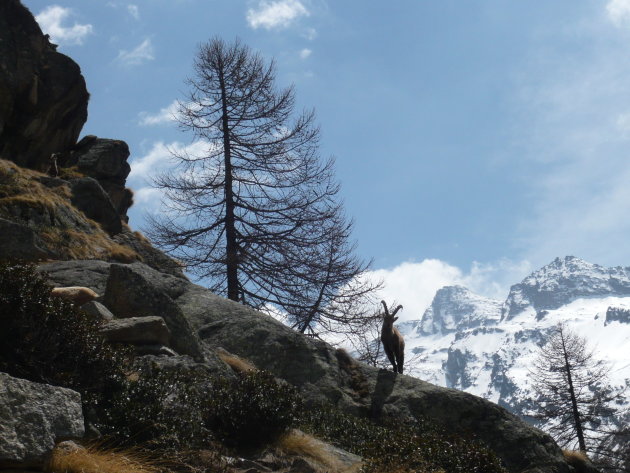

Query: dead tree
left=380, top=300, right=405, bottom=374
left=147, top=38, right=379, bottom=331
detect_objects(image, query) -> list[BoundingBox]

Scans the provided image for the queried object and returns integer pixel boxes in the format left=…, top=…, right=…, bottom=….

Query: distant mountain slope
left=405, top=256, right=630, bottom=431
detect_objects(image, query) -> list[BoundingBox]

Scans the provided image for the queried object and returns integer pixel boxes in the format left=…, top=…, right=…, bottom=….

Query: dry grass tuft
left=562, top=450, right=592, bottom=473
left=216, top=348, right=257, bottom=373
left=47, top=443, right=159, bottom=473
left=277, top=429, right=363, bottom=473
left=41, top=228, right=140, bottom=262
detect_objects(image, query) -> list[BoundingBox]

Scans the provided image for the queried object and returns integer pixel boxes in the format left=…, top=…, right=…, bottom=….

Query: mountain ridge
left=405, top=255, right=630, bottom=444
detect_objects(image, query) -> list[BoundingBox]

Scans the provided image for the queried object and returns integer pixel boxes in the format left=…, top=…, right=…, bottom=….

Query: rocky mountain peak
left=419, top=285, right=502, bottom=335
left=502, top=255, right=630, bottom=319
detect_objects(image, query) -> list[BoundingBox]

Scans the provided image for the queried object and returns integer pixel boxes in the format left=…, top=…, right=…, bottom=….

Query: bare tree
left=147, top=37, right=379, bottom=331
left=529, top=323, right=623, bottom=458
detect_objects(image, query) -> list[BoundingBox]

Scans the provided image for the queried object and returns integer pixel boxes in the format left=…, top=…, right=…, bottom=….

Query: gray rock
left=112, top=229, right=187, bottom=278
left=38, top=260, right=112, bottom=295
left=0, top=0, right=88, bottom=171
left=69, top=137, right=131, bottom=185
left=0, top=217, right=52, bottom=260
left=104, top=263, right=204, bottom=361
left=80, top=300, right=114, bottom=321
left=0, top=372, right=84, bottom=469
left=605, top=306, right=630, bottom=325
left=100, top=316, right=171, bottom=346
left=60, top=136, right=134, bottom=222
left=69, top=177, right=122, bottom=235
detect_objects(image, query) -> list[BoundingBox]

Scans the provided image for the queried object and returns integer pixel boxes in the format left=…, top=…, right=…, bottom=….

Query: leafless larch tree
left=147, top=37, right=379, bottom=335
left=529, top=323, right=627, bottom=470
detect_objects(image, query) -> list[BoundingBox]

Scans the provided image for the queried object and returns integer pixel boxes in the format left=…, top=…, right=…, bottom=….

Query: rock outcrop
left=0, top=372, right=84, bottom=469
left=0, top=0, right=89, bottom=171
left=61, top=136, right=135, bottom=223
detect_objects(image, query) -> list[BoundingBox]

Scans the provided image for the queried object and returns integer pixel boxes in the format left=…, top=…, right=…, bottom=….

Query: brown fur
left=380, top=300, right=405, bottom=374
left=51, top=286, right=98, bottom=306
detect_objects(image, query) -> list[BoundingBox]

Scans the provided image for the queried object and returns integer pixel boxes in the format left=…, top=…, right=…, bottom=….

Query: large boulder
left=60, top=136, right=134, bottom=222
left=0, top=372, right=84, bottom=469
left=38, top=260, right=113, bottom=295
left=103, top=263, right=204, bottom=361
left=0, top=0, right=88, bottom=171
left=100, top=316, right=171, bottom=346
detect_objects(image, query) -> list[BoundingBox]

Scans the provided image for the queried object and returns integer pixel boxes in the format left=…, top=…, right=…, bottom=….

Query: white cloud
left=302, top=27, right=317, bottom=40
left=362, top=258, right=531, bottom=323
left=246, top=0, right=309, bottom=30
left=138, top=100, right=180, bottom=126
left=35, top=6, right=93, bottom=46
left=129, top=140, right=209, bottom=181
left=299, top=48, right=312, bottom=59
left=127, top=4, right=140, bottom=19
left=607, top=0, right=630, bottom=25
left=116, top=38, right=154, bottom=66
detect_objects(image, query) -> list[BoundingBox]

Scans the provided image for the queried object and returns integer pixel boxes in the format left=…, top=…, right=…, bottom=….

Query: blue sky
left=22, top=0, right=630, bottom=320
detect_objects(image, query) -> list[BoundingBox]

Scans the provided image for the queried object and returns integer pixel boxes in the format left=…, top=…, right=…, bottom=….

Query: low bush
left=0, top=261, right=129, bottom=412
left=203, top=371, right=303, bottom=449
left=97, top=367, right=211, bottom=449
left=301, top=405, right=507, bottom=473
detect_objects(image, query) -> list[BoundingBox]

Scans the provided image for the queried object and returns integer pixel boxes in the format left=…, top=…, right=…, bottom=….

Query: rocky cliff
left=0, top=0, right=88, bottom=171
left=0, top=2, right=588, bottom=473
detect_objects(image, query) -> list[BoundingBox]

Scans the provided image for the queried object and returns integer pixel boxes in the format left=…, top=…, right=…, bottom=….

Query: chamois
left=380, top=300, right=405, bottom=374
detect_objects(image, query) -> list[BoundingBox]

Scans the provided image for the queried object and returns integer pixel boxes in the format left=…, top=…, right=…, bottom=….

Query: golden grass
left=47, top=443, right=159, bottom=473
left=0, top=159, right=141, bottom=263
left=277, top=429, right=363, bottom=473
left=216, top=348, right=258, bottom=373
left=562, top=449, right=592, bottom=472
left=41, top=228, right=140, bottom=262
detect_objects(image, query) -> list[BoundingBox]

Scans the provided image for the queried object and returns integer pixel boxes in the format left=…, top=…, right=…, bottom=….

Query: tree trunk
left=218, top=67, right=239, bottom=301
left=562, top=334, right=587, bottom=451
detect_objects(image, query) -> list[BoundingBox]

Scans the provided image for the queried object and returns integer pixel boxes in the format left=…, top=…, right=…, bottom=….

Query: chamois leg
left=396, top=351, right=404, bottom=374
left=384, top=345, right=397, bottom=373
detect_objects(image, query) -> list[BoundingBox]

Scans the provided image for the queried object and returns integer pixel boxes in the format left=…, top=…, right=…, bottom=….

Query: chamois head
left=381, top=300, right=403, bottom=326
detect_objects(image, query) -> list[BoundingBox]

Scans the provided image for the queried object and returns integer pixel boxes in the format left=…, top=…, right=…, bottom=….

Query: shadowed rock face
left=0, top=0, right=89, bottom=171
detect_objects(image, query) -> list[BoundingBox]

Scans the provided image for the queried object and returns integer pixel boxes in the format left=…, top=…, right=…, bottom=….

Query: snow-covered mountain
left=404, top=256, right=630, bottom=425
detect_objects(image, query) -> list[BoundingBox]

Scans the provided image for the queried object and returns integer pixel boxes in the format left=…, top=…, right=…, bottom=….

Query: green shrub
left=97, top=367, right=212, bottom=449
left=98, top=368, right=301, bottom=451
left=203, top=371, right=302, bottom=449
left=0, top=261, right=129, bottom=410
left=301, top=405, right=507, bottom=473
